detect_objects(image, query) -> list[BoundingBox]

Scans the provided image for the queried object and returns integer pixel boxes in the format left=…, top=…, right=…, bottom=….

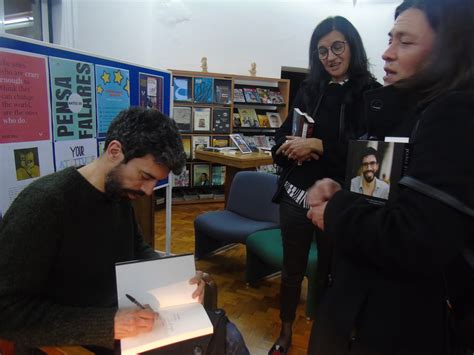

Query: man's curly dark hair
left=104, top=107, right=186, bottom=175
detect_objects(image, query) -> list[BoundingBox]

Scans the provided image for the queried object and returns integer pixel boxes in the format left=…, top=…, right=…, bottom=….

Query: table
left=194, top=149, right=274, bottom=204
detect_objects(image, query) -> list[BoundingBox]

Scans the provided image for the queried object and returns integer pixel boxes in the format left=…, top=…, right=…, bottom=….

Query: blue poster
left=95, top=65, right=130, bottom=136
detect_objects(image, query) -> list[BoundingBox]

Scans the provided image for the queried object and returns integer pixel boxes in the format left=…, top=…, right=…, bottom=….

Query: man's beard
left=104, top=164, right=145, bottom=201
left=363, top=171, right=375, bottom=183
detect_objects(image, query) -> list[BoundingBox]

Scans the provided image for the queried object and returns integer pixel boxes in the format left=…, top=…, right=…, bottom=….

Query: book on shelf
left=229, top=133, right=253, bottom=154
left=193, top=163, right=211, bottom=187
left=257, top=114, right=271, bottom=128
left=212, top=108, right=231, bottom=133
left=194, top=77, right=213, bottom=104
left=191, top=135, right=210, bottom=159
left=172, top=189, right=185, bottom=202
left=181, top=135, right=192, bottom=160
left=193, top=107, right=211, bottom=132
left=238, top=108, right=259, bottom=128
left=115, top=254, right=213, bottom=354
left=266, top=112, right=283, bottom=128
left=214, top=79, right=232, bottom=105
left=233, top=113, right=241, bottom=128
left=173, top=76, right=193, bottom=102
left=212, top=135, right=229, bottom=148
left=203, top=146, right=237, bottom=152
left=211, top=165, right=226, bottom=186
left=292, top=108, right=315, bottom=138
left=233, top=88, right=246, bottom=103
left=253, top=135, right=270, bottom=149
left=268, top=90, right=285, bottom=104
left=242, top=135, right=260, bottom=152
left=173, top=164, right=190, bottom=188
left=243, top=88, right=260, bottom=103
left=256, top=88, right=272, bottom=104
left=345, top=139, right=411, bottom=206
left=172, top=106, right=192, bottom=132
left=197, top=188, right=214, bottom=200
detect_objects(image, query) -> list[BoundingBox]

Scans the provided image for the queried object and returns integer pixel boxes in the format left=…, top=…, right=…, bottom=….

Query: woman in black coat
left=269, top=16, right=380, bottom=355
left=306, top=1, right=474, bottom=354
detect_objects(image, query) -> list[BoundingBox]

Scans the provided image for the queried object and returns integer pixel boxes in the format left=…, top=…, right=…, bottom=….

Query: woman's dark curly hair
left=104, top=107, right=186, bottom=175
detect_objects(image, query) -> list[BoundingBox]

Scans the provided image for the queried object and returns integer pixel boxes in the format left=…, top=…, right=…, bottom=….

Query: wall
left=52, top=0, right=400, bottom=82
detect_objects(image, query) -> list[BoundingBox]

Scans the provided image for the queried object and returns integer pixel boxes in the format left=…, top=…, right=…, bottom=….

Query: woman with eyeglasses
left=269, top=16, right=380, bottom=355
left=307, top=0, right=474, bottom=354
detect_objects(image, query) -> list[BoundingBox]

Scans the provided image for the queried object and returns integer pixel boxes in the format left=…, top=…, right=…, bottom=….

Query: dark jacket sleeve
left=131, top=208, right=160, bottom=260
left=324, top=92, right=474, bottom=278
left=0, top=187, right=115, bottom=348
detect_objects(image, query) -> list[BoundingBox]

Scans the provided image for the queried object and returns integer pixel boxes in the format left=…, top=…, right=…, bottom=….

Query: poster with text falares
left=49, top=57, right=96, bottom=141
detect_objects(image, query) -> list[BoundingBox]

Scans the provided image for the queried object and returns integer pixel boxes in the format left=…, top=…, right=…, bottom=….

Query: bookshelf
left=167, top=69, right=290, bottom=205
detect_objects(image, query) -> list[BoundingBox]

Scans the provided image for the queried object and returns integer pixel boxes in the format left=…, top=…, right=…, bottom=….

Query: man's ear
left=105, top=140, right=124, bottom=162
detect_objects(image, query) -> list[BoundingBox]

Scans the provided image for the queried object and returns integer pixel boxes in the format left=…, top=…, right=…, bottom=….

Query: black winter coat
left=272, top=79, right=381, bottom=192
left=309, top=86, right=474, bottom=355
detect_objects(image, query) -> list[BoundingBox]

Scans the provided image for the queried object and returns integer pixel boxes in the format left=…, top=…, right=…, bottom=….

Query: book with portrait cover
left=345, top=139, right=411, bottom=205
left=193, top=107, right=211, bottom=132
left=172, top=106, right=192, bottom=132
left=214, top=79, right=232, bottom=105
left=243, top=88, right=260, bottom=103
left=193, top=77, right=213, bottom=104
left=292, top=108, right=315, bottom=138
left=193, top=163, right=211, bottom=187
left=266, top=112, right=282, bottom=128
left=212, top=108, right=231, bottom=133
left=116, top=254, right=213, bottom=354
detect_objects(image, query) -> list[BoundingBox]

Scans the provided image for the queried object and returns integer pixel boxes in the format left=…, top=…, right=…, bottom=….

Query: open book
left=115, top=254, right=213, bottom=355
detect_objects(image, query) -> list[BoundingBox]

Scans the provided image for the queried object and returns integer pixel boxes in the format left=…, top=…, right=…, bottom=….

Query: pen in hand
left=125, top=293, right=146, bottom=310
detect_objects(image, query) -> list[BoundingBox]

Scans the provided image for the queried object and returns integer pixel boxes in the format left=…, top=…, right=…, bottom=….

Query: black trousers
left=279, top=192, right=316, bottom=322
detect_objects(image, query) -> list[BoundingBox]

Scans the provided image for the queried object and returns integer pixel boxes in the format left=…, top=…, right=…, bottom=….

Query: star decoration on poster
left=124, top=79, right=130, bottom=97
left=114, top=70, right=123, bottom=85
left=101, top=71, right=110, bottom=84
left=97, top=85, right=104, bottom=95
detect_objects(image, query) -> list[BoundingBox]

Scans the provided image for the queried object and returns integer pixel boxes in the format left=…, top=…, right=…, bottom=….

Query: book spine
left=302, top=123, right=308, bottom=138
left=305, top=123, right=314, bottom=138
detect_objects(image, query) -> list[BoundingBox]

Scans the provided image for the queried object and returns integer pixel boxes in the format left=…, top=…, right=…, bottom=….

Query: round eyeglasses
left=317, top=40, right=347, bottom=60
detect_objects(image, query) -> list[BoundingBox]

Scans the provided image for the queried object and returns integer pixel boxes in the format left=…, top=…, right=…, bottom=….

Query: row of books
left=234, top=109, right=282, bottom=128
left=181, top=135, right=231, bottom=160
left=173, top=163, right=226, bottom=189
left=172, top=187, right=225, bottom=202
left=173, top=106, right=231, bottom=133
left=234, top=87, right=285, bottom=105
left=173, top=76, right=232, bottom=105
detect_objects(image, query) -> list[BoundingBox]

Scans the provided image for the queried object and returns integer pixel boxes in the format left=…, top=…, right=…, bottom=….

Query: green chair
left=245, top=228, right=318, bottom=319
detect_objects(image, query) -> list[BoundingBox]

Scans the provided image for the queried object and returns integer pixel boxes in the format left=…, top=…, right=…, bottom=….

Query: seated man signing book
left=0, top=107, right=248, bottom=354
left=350, top=147, right=389, bottom=199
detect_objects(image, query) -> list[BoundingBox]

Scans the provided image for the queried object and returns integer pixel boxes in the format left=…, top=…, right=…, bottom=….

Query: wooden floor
left=154, top=202, right=311, bottom=355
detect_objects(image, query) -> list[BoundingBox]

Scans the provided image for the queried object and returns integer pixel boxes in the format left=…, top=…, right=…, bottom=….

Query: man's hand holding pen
left=114, top=272, right=206, bottom=339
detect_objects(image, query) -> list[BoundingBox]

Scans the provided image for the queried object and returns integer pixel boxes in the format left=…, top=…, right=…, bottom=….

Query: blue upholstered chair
left=194, top=171, right=279, bottom=259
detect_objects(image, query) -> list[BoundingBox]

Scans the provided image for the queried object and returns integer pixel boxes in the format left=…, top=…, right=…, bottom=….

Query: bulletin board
left=0, top=33, right=172, bottom=215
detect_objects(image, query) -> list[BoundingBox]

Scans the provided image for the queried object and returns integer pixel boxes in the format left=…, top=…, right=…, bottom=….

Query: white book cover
left=116, top=254, right=213, bottom=355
